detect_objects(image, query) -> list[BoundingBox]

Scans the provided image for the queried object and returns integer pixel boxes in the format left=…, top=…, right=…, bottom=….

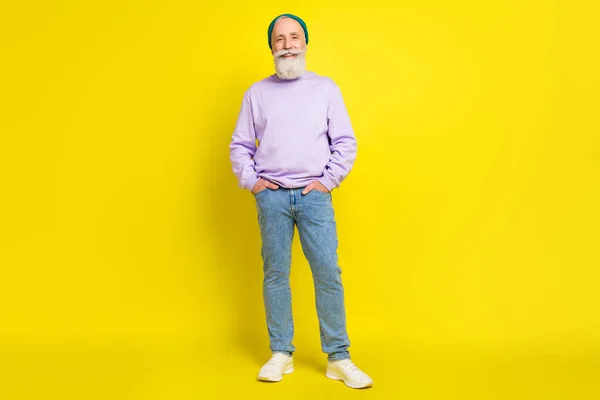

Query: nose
left=283, top=38, right=292, bottom=49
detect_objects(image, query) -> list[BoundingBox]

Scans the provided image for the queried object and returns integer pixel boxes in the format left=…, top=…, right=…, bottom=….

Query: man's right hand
left=251, top=178, right=279, bottom=194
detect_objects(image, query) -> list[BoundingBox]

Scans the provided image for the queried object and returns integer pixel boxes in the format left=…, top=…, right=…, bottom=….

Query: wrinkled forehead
left=271, top=17, right=304, bottom=39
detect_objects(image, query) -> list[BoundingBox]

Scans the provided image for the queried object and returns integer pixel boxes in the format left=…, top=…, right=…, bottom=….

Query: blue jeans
left=253, top=187, right=351, bottom=362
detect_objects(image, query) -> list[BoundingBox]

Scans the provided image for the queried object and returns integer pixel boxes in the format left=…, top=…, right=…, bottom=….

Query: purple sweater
left=229, top=70, right=357, bottom=192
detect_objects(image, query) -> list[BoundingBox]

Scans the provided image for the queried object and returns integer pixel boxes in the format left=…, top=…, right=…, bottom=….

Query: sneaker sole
left=326, top=368, right=373, bottom=389
left=258, top=364, right=294, bottom=382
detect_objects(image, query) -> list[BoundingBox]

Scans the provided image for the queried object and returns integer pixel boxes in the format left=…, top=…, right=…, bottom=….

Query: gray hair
left=270, top=16, right=306, bottom=47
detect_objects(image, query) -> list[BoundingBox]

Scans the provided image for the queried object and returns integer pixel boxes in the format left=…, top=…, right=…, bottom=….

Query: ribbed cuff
left=245, top=175, right=260, bottom=192
left=318, top=175, right=337, bottom=192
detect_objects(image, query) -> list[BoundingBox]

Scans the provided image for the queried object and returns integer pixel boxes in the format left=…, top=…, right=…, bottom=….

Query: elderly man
left=229, top=13, right=373, bottom=389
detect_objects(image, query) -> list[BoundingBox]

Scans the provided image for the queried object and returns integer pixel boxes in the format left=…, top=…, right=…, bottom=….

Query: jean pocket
left=253, top=188, right=270, bottom=197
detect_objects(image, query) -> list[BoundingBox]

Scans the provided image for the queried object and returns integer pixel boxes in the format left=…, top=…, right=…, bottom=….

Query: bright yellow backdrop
left=1, top=1, right=599, bottom=399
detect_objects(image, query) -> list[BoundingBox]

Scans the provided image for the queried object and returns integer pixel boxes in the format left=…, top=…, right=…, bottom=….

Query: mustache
left=273, top=48, right=305, bottom=58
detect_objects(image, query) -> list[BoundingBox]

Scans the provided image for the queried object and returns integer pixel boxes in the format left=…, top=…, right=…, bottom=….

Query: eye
left=277, top=38, right=283, bottom=42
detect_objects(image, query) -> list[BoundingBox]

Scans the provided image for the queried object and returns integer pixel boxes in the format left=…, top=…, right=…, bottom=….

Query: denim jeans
left=253, top=186, right=351, bottom=362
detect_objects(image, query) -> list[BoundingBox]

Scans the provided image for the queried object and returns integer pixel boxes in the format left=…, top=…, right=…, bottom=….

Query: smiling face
left=270, top=17, right=308, bottom=79
left=270, top=17, right=307, bottom=55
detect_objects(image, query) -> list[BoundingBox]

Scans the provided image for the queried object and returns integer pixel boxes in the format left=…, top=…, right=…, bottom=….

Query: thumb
left=267, top=181, right=279, bottom=189
left=302, top=183, right=313, bottom=195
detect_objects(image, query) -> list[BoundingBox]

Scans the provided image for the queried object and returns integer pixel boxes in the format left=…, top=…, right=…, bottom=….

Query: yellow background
left=1, top=0, right=599, bottom=398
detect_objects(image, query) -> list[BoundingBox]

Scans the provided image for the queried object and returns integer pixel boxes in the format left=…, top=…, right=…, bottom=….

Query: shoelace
left=336, top=359, right=361, bottom=372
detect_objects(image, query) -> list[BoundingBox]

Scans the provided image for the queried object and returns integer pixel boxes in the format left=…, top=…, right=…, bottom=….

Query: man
left=229, top=13, right=373, bottom=389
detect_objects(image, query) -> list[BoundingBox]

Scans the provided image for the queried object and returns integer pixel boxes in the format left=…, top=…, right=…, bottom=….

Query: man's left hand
left=302, top=180, right=330, bottom=195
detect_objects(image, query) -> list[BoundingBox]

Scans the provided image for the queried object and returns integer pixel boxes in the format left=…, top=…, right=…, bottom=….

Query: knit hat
left=267, top=14, right=309, bottom=49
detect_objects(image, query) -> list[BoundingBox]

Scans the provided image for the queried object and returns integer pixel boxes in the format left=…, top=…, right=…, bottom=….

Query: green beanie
left=267, top=13, right=309, bottom=50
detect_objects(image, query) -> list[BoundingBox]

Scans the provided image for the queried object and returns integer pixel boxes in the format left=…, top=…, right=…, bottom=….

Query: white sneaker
left=257, top=352, right=294, bottom=382
left=326, top=358, right=373, bottom=388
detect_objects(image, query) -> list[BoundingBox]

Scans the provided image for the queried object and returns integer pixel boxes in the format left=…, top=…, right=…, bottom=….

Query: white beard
left=273, top=48, right=307, bottom=80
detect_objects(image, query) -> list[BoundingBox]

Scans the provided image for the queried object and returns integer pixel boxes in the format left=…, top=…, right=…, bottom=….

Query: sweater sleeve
left=318, top=84, right=357, bottom=192
left=229, top=90, right=260, bottom=191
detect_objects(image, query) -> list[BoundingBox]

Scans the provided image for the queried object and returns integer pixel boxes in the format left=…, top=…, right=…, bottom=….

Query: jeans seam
left=320, top=325, right=326, bottom=353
